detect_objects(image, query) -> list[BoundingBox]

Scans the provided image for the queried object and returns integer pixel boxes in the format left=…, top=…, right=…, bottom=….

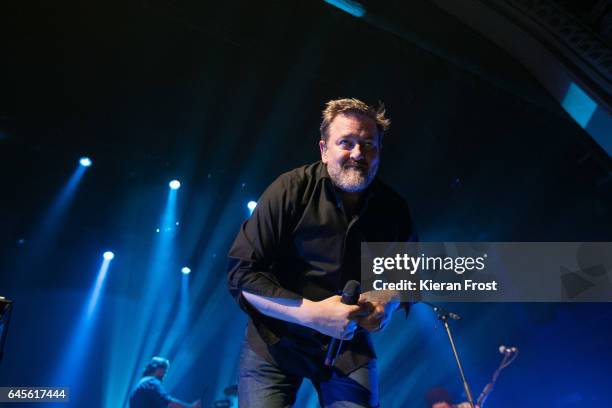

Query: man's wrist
left=297, top=298, right=316, bottom=328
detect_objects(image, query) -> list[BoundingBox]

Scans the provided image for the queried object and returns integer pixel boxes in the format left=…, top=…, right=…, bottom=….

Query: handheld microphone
left=324, top=280, right=361, bottom=367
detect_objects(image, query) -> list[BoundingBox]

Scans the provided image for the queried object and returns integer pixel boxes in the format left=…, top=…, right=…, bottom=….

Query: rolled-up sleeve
left=227, top=174, right=302, bottom=313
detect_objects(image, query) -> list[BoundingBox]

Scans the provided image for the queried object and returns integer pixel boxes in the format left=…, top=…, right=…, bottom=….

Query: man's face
left=319, top=112, right=381, bottom=193
left=154, top=367, right=167, bottom=381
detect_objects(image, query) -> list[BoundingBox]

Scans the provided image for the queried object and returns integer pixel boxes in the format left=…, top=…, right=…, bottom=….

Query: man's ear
left=319, top=139, right=328, bottom=163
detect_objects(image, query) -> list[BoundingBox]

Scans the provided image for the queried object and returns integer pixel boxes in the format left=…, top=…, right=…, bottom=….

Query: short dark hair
left=142, top=356, right=170, bottom=377
left=320, top=98, right=390, bottom=142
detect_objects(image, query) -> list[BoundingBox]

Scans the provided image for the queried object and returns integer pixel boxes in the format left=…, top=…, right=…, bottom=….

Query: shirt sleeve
left=227, top=173, right=302, bottom=313
left=150, top=379, right=172, bottom=405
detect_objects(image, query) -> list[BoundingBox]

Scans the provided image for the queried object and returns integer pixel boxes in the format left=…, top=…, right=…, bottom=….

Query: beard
left=326, top=160, right=378, bottom=193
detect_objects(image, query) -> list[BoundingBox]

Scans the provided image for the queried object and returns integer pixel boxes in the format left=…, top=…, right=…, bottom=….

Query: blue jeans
left=238, top=340, right=379, bottom=408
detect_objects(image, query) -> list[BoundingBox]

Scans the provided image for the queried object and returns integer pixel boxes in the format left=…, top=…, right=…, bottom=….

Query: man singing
left=228, top=98, right=417, bottom=407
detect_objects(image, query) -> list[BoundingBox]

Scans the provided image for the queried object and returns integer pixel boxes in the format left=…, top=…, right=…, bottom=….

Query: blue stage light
left=169, top=180, right=181, bottom=190
left=104, top=179, right=182, bottom=408
left=58, top=249, right=116, bottom=394
left=562, top=83, right=596, bottom=128
left=247, top=201, right=257, bottom=211
left=181, top=266, right=191, bottom=275
left=79, top=157, right=92, bottom=167
left=24, top=160, right=89, bottom=265
left=324, top=0, right=365, bottom=17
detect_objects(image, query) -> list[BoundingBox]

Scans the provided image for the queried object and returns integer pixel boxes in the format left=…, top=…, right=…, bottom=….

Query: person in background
left=129, top=356, right=201, bottom=408
left=425, top=387, right=479, bottom=408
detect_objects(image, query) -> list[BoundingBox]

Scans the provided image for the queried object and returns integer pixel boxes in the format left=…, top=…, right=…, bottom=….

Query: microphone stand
left=423, top=302, right=475, bottom=408
left=476, top=347, right=519, bottom=407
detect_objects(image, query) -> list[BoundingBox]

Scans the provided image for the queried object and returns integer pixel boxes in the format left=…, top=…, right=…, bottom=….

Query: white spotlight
left=79, top=157, right=92, bottom=167
left=247, top=201, right=257, bottom=211
left=169, top=179, right=181, bottom=190
left=103, top=251, right=115, bottom=260
left=181, top=266, right=191, bottom=274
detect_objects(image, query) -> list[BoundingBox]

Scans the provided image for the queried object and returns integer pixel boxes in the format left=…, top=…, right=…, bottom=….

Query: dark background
left=1, top=1, right=611, bottom=407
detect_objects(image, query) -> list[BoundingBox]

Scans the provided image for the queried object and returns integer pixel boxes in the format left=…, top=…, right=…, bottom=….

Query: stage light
left=181, top=266, right=191, bottom=275
left=24, top=157, right=89, bottom=265
left=247, top=201, right=257, bottom=211
left=58, top=249, right=116, bottom=393
left=562, top=83, right=596, bottom=128
left=111, top=178, right=179, bottom=406
left=324, top=0, right=365, bottom=17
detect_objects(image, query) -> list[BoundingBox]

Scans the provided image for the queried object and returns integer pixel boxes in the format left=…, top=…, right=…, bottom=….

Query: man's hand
left=168, top=399, right=201, bottom=408
left=305, top=295, right=363, bottom=340
left=355, top=291, right=400, bottom=333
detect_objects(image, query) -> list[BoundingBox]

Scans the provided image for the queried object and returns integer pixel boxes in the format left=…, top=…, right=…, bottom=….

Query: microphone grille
left=341, top=280, right=361, bottom=304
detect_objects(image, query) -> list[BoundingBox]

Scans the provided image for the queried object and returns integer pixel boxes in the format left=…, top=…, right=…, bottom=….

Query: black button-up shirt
left=227, top=161, right=416, bottom=376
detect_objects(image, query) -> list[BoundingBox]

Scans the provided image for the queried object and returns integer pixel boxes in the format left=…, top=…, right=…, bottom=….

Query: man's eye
left=362, top=142, right=376, bottom=151
left=339, top=140, right=352, bottom=148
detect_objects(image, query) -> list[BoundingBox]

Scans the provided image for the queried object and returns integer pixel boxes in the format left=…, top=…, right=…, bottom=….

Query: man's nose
left=350, top=144, right=363, bottom=160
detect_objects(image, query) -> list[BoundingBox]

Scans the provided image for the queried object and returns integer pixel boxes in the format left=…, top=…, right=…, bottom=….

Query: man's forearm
left=168, top=399, right=191, bottom=408
left=241, top=290, right=363, bottom=339
left=241, top=290, right=314, bottom=327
